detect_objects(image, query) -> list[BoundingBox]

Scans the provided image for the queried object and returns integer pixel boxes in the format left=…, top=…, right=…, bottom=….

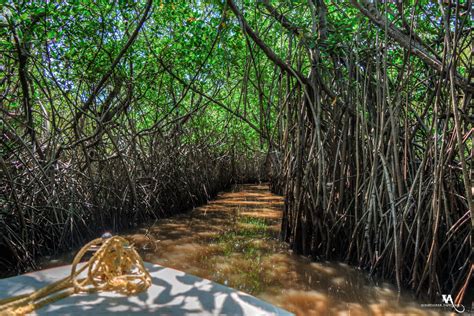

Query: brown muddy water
left=39, top=184, right=447, bottom=315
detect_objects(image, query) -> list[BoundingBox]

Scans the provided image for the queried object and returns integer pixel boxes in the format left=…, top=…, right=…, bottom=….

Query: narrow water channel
left=40, top=184, right=444, bottom=315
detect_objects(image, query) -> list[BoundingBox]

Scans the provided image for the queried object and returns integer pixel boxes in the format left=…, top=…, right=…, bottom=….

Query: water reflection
left=40, top=184, right=446, bottom=315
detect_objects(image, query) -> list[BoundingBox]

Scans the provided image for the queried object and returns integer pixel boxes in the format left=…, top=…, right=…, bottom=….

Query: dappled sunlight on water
left=40, top=184, right=446, bottom=315
left=124, top=184, right=445, bottom=315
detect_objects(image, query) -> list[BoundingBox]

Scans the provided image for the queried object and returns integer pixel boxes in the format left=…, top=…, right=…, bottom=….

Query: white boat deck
left=0, top=263, right=293, bottom=315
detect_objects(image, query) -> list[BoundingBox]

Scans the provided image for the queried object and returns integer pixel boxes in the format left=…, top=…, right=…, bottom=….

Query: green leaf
left=47, top=30, right=56, bottom=39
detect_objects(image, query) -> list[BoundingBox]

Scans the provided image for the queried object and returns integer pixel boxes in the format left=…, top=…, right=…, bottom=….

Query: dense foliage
left=1, top=0, right=472, bottom=304
left=0, top=0, right=267, bottom=275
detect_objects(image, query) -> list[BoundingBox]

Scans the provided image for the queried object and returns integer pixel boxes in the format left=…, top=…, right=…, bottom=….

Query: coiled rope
left=0, top=236, right=151, bottom=315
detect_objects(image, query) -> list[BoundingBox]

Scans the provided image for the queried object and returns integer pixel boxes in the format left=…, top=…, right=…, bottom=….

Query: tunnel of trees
left=0, top=0, right=472, bottom=303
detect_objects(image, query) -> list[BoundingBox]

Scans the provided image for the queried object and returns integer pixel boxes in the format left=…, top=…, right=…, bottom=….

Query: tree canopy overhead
left=1, top=0, right=472, bottom=303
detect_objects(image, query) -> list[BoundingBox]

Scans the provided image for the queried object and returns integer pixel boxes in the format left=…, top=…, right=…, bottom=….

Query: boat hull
left=0, top=262, right=292, bottom=315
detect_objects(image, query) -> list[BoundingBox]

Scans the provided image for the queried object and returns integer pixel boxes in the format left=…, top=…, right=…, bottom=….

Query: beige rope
left=0, top=236, right=151, bottom=315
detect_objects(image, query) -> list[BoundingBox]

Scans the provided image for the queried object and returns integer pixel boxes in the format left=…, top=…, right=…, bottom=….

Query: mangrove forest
left=0, top=0, right=472, bottom=314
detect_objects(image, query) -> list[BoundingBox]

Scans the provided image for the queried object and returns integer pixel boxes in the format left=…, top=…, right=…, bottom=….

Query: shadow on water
left=38, top=184, right=448, bottom=315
